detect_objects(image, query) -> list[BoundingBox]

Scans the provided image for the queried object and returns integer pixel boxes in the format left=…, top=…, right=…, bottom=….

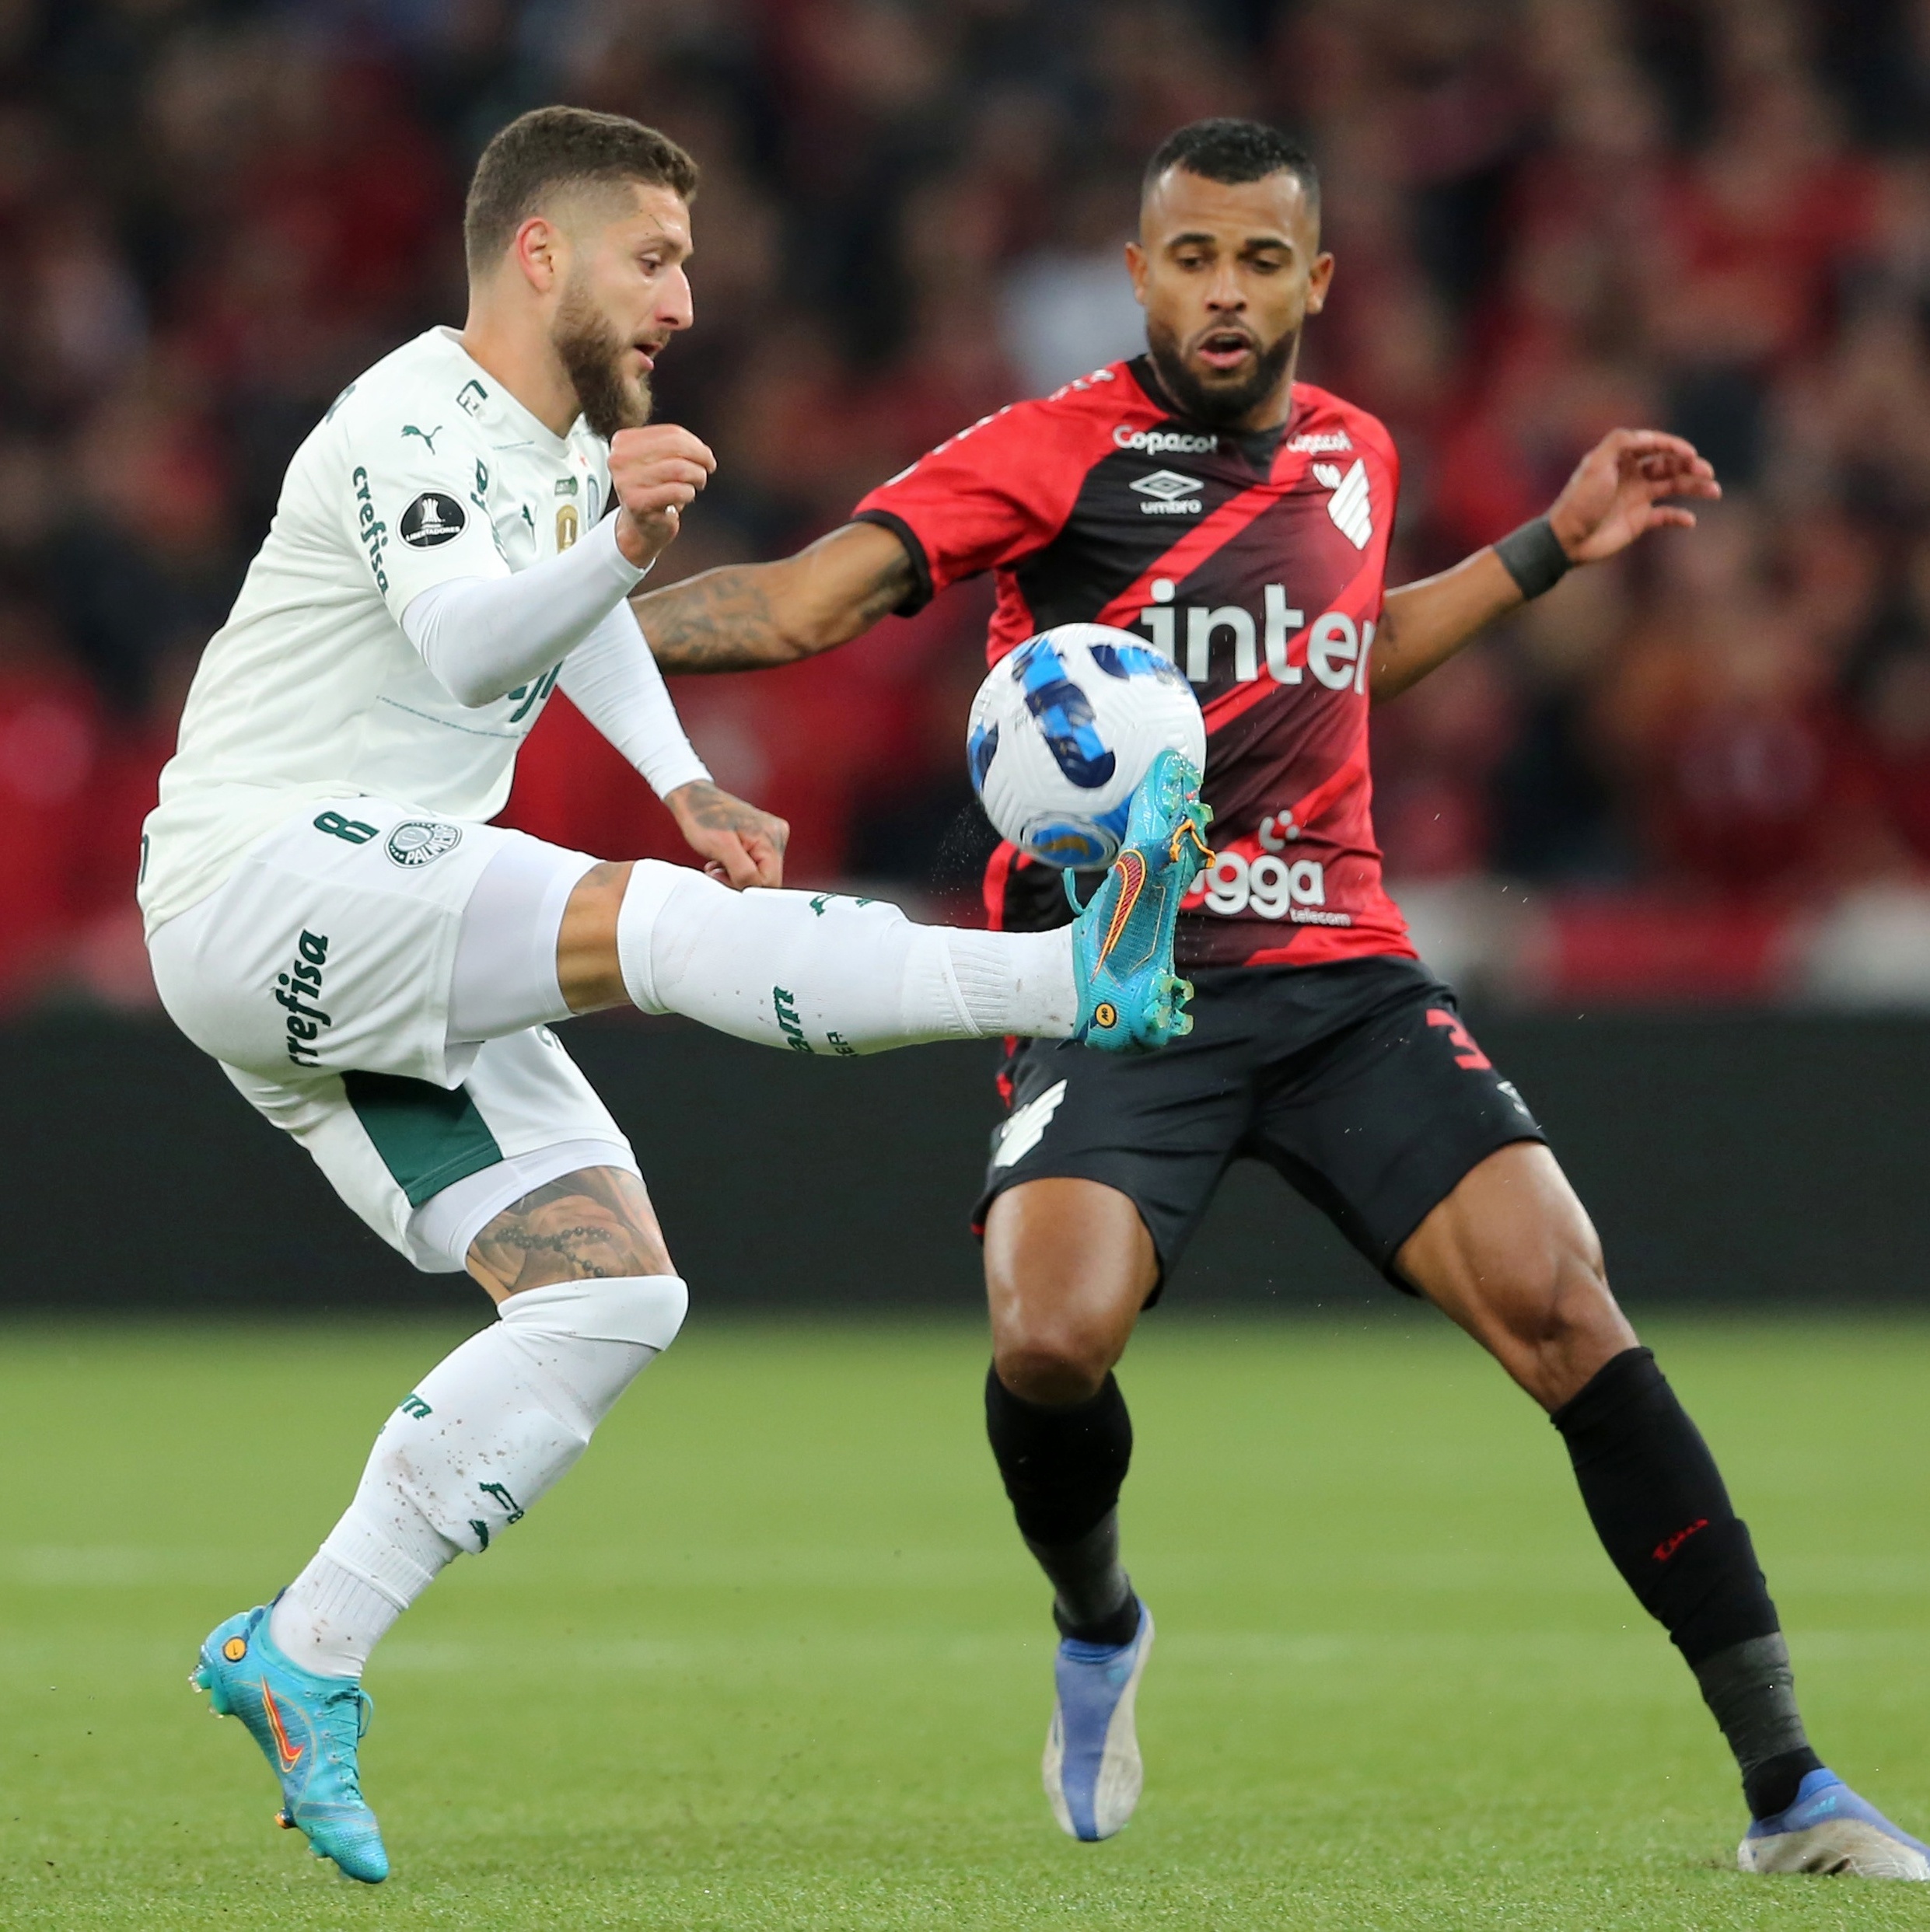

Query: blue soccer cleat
left=1069, top=750, right=1211, bottom=1053
left=1739, top=1768, right=1930, bottom=1879
left=191, top=1604, right=389, bottom=1884
left=1042, top=1601, right=1154, bottom=1840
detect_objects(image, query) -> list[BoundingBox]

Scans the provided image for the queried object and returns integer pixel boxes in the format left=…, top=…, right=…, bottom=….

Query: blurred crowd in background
left=7, top=0, right=1930, bottom=1010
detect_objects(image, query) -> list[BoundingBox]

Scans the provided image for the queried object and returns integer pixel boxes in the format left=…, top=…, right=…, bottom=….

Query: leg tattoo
left=466, top=1165, right=670, bottom=1298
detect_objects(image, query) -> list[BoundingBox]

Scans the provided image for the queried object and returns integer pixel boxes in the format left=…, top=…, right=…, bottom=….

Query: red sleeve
left=1338, top=396, right=1400, bottom=530
left=851, top=369, right=1133, bottom=613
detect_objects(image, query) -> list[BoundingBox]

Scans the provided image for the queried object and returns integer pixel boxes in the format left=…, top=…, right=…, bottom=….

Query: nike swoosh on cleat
left=1099, top=851, right=1147, bottom=964
left=260, top=1682, right=303, bottom=1773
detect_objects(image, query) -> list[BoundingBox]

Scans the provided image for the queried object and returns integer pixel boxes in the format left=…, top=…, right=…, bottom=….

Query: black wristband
left=1493, top=515, right=1573, bottom=601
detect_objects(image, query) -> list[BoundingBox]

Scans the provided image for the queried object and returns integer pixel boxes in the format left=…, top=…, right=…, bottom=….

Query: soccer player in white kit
left=145, top=107, right=1208, bottom=1883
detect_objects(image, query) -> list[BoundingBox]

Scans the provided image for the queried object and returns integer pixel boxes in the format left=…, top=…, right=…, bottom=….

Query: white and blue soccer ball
left=967, top=623, right=1206, bottom=868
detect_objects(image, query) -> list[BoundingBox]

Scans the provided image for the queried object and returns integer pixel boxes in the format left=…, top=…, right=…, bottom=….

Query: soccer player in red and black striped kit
left=636, top=120, right=1926, bottom=1876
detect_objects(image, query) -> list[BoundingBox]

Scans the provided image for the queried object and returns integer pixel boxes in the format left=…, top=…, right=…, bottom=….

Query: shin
left=1552, top=1347, right=1819, bottom=1816
left=611, top=861, right=1077, bottom=1051
left=983, top=1179, right=1155, bottom=1646
left=271, top=1274, right=687, bottom=1677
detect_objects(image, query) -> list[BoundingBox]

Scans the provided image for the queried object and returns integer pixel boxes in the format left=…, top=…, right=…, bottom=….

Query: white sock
left=942, top=928, right=1078, bottom=1037
left=614, top=862, right=1078, bottom=1053
left=269, top=1498, right=453, bottom=1679
left=269, top=1275, right=688, bottom=1679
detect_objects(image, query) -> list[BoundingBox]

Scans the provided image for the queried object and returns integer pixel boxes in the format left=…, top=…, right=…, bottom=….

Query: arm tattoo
left=635, top=543, right=918, bottom=673
left=635, top=568, right=784, bottom=673
left=852, top=549, right=918, bottom=629
left=466, top=1165, right=669, bottom=1298
left=670, top=779, right=788, bottom=848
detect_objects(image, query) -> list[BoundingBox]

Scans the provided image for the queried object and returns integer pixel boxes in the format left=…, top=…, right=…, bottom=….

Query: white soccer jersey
left=139, top=327, right=614, bottom=933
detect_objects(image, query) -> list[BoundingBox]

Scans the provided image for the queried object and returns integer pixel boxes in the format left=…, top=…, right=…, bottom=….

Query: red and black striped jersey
left=852, top=355, right=1416, bottom=970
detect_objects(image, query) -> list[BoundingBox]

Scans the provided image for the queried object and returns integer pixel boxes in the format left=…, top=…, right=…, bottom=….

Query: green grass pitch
left=4, top=1314, right=1929, bottom=1929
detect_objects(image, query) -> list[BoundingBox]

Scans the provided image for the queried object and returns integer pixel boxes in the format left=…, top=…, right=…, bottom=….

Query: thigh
left=465, top=1166, right=671, bottom=1301
left=974, top=1003, right=1257, bottom=1295
left=984, top=1177, right=1159, bottom=1399
left=222, top=1025, right=639, bottom=1276
left=1396, top=1141, right=1635, bottom=1409
left=149, top=798, right=594, bottom=1087
left=1251, top=967, right=1546, bottom=1286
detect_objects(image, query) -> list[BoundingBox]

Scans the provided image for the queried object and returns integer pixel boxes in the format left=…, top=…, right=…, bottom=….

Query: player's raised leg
left=560, top=747, right=1209, bottom=1058
left=984, top=1178, right=1161, bottom=1841
left=194, top=1165, right=687, bottom=1884
left=1397, top=1142, right=1929, bottom=1881
left=161, top=747, right=1199, bottom=1881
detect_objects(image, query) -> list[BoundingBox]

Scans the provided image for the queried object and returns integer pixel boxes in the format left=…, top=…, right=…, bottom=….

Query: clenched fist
left=610, top=424, right=716, bottom=569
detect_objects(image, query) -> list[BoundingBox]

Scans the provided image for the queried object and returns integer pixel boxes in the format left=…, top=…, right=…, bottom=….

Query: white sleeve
left=400, top=514, right=651, bottom=707
left=558, top=603, right=712, bottom=798
left=341, top=406, right=508, bottom=617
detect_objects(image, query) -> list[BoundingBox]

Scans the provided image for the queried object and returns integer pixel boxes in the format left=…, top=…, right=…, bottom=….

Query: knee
left=513, top=1273, right=690, bottom=1353
left=992, top=1315, right=1120, bottom=1406
left=1505, top=1242, right=1613, bottom=1341
left=983, top=1179, right=1150, bottom=1405
left=1485, top=1241, right=1633, bottom=1405
left=556, top=861, right=635, bottom=1015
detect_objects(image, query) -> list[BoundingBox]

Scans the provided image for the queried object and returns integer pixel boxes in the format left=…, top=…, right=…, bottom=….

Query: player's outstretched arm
left=632, top=521, right=918, bottom=673
left=1369, top=428, right=1719, bottom=705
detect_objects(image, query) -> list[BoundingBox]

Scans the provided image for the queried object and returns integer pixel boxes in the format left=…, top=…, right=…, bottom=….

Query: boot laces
left=1169, top=816, right=1213, bottom=867
left=317, top=1685, right=374, bottom=1798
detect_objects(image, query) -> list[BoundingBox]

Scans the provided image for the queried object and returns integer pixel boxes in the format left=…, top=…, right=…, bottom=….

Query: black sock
left=1028, top=1510, right=1138, bottom=1646
left=984, top=1365, right=1138, bottom=1646
left=1551, top=1347, right=1820, bottom=1816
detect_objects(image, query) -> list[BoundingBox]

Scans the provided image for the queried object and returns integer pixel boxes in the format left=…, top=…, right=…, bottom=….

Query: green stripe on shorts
left=342, top=1071, right=502, bottom=1208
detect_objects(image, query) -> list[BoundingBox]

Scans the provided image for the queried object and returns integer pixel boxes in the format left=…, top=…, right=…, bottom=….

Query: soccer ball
left=967, top=623, right=1206, bottom=868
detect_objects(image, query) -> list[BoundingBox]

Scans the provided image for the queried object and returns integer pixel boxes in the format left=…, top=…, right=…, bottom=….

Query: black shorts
left=974, top=956, right=1545, bottom=1295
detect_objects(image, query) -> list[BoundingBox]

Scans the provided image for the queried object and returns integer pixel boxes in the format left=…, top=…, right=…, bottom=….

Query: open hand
left=664, top=779, right=788, bottom=889
left=1547, top=428, right=1721, bottom=564
left=610, top=425, right=716, bottom=569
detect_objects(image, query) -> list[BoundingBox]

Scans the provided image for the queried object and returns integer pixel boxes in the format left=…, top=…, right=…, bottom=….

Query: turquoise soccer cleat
left=191, top=1604, right=390, bottom=1884
left=1068, top=749, right=1211, bottom=1053
left=1042, top=1601, right=1155, bottom=1840
left=1739, top=1768, right=1930, bottom=1879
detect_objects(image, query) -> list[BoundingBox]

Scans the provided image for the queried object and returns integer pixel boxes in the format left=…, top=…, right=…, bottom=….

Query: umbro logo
left=1130, top=470, right=1205, bottom=515
left=1131, top=469, right=1203, bottom=500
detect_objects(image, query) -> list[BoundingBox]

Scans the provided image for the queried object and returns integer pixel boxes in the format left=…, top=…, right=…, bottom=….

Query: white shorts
left=149, top=796, right=638, bottom=1275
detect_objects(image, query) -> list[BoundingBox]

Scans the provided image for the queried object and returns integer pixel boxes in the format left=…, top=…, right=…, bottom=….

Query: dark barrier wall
left=7, top=1012, right=1930, bottom=1313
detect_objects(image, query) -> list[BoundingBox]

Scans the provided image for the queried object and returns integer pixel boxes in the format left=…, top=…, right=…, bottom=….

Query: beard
left=552, top=275, right=653, bottom=441
left=1145, top=316, right=1298, bottom=430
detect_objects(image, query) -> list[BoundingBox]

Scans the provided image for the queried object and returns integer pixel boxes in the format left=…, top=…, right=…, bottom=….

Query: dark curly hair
left=1143, top=117, right=1319, bottom=214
